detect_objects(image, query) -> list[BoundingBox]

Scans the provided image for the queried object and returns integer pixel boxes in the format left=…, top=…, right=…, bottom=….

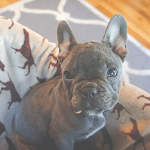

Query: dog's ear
left=102, top=14, right=128, bottom=61
left=57, top=20, right=77, bottom=63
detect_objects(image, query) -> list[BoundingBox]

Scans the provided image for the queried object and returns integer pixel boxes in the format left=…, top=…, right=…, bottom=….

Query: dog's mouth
left=73, top=99, right=115, bottom=116
left=73, top=106, right=108, bottom=116
left=74, top=110, right=82, bottom=114
left=74, top=108, right=105, bottom=116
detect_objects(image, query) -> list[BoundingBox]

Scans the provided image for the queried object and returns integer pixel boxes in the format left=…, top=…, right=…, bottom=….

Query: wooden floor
left=0, top=0, right=20, bottom=8
left=87, top=0, right=150, bottom=50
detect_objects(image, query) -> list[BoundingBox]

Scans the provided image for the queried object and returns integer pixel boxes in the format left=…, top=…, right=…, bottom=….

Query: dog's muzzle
left=71, top=81, right=114, bottom=116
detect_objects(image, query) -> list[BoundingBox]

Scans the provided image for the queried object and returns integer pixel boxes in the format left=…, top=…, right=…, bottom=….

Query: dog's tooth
left=75, top=111, right=82, bottom=114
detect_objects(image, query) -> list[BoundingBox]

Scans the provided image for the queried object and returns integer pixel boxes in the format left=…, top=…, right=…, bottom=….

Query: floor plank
left=87, top=0, right=150, bottom=50
left=0, top=0, right=20, bottom=8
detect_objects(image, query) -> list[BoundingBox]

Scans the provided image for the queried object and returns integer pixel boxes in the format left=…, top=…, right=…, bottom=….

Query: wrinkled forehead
left=62, top=41, right=122, bottom=78
left=72, top=42, right=121, bottom=71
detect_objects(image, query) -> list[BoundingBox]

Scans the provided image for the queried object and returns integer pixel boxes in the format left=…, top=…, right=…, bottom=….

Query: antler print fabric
left=0, top=15, right=60, bottom=148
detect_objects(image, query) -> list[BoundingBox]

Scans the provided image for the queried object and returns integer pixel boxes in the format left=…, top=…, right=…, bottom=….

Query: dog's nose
left=81, top=82, right=98, bottom=98
left=82, top=88, right=98, bottom=98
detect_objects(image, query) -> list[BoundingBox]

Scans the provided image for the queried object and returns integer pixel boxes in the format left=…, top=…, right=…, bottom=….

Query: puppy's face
left=61, top=42, right=123, bottom=116
left=57, top=14, right=128, bottom=116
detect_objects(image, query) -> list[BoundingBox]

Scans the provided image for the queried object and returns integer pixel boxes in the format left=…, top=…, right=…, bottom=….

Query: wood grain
left=87, top=0, right=150, bottom=50
left=0, top=0, right=20, bottom=8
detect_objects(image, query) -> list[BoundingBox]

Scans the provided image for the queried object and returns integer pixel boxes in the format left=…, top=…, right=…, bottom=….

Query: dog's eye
left=107, top=67, right=118, bottom=77
left=64, top=71, right=72, bottom=80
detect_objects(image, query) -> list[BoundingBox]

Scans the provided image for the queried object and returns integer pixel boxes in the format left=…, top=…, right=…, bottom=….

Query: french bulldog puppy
left=13, top=14, right=128, bottom=150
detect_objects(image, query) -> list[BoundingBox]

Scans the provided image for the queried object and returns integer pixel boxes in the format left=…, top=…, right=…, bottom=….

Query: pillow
left=98, top=82, right=150, bottom=150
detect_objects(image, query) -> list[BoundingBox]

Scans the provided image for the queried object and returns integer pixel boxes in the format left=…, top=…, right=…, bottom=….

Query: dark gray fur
left=13, top=14, right=128, bottom=150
